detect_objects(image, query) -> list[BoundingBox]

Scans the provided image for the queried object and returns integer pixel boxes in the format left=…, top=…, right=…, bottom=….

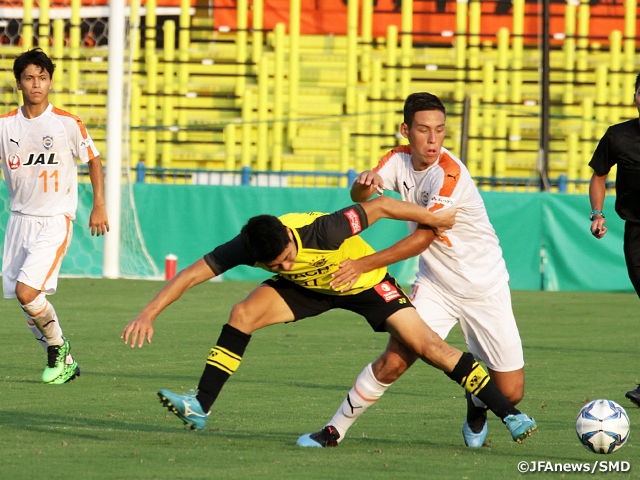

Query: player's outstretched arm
left=122, top=258, right=216, bottom=348
left=87, top=156, right=110, bottom=236
left=361, top=195, right=455, bottom=230
left=350, top=170, right=384, bottom=202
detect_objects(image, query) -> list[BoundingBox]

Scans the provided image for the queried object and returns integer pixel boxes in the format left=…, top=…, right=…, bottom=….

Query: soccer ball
left=576, top=399, right=630, bottom=454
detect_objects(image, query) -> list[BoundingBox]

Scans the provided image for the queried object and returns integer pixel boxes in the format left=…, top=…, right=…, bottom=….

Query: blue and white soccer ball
left=576, top=399, right=630, bottom=454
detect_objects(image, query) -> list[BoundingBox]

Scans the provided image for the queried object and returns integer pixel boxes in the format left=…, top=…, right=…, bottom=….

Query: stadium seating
left=0, top=0, right=636, bottom=191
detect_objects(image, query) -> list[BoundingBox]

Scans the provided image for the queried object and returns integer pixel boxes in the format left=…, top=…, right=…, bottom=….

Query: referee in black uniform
left=588, top=72, right=640, bottom=407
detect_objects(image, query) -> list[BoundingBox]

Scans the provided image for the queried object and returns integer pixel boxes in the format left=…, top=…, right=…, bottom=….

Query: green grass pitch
left=1, top=278, right=638, bottom=479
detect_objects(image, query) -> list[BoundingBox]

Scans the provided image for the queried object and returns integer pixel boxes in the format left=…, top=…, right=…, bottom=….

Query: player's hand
left=356, top=170, right=385, bottom=194
left=590, top=218, right=607, bottom=239
left=330, top=258, right=366, bottom=292
left=122, top=315, right=154, bottom=348
left=89, top=205, right=110, bottom=236
left=429, top=208, right=457, bottom=236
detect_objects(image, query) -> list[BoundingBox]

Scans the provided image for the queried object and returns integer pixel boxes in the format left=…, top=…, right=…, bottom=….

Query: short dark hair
left=403, top=92, right=446, bottom=127
left=13, top=48, right=55, bottom=81
left=241, top=215, right=291, bottom=263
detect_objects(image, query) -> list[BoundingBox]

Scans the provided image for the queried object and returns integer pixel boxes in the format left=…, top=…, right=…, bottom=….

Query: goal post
left=103, top=0, right=125, bottom=279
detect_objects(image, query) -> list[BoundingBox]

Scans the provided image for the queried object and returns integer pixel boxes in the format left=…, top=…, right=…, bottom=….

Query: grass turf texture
left=1, top=278, right=638, bottom=479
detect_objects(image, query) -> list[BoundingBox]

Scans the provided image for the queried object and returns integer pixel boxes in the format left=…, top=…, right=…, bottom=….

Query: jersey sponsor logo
left=373, top=281, right=402, bottom=302
left=285, top=265, right=331, bottom=281
left=310, top=256, right=327, bottom=268
left=23, top=152, right=59, bottom=166
left=344, top=208, right=362, bottom=235
left=430, top=195, right=455, bottom=206
left=42, top=135, right=54, bottom=150
left=80, top=139, right=91, bottom=148
left=7, top=153, right=21, bottom=170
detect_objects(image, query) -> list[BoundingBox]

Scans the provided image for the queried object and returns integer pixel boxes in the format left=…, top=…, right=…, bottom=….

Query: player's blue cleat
left=297, top=425, right=340, bottom=447
left=158, top=389, right=210, bottom=431
left=462, top=419, right=488, bottom=448
left=504, top=413, right=537, bottom=443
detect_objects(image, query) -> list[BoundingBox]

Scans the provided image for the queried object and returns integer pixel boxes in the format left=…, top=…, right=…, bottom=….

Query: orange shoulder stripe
left=434, top=151, right=461, bottom=198
left=0, top=109, right=19, bottom=119
left=51, top=106, right=90, bottom=140
left=373, top=145, right=411, bottom=173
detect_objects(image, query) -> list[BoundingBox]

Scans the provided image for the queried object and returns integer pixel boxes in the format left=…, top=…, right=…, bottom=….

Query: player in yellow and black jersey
left=205, top=206, right=385, bottom=296
left=121, top=195, right=536, bottom=444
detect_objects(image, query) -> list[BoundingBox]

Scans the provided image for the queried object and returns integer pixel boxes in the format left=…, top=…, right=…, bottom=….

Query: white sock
left=328, top=363, right=391, bottom=442
left=24, top=311, right=49, bottom=351
left=21, top=294, right=64, bottom=347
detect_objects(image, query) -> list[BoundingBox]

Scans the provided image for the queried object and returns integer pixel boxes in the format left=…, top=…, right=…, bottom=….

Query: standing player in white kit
left=298, top=92, right=526, bottom=448
left=0, top=48, right=109, bottom=384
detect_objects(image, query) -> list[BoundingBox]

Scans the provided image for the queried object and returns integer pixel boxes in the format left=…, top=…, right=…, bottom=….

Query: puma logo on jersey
left=447, top=173, right=460, bottom=181
left=23, top=152, right=59, bottom=166
left=403, top=181, right=414, bottom=192
left=9, top=138, right=19, bottom=147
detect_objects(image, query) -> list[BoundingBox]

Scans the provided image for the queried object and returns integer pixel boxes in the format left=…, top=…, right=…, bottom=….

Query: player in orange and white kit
left=0, top=48, right=109, bottom=384
left=298, top=92, right=525, bottom=448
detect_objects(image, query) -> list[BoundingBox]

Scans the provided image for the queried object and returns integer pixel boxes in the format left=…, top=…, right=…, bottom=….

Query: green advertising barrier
left=0, top=183, right=632, bottom=293
left=131, top=185, right=631, bottom=292
left=541, top=193, right=629, bottom=292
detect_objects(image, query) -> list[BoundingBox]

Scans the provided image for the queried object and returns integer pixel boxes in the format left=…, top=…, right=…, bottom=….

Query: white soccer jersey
left=374, top=145, right=509, bottom=299
left=0, top=104, right=99, bottom=219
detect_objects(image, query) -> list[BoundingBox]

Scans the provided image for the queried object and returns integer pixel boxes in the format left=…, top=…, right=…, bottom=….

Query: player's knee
left=15, top=283, right=40, bottom=306
left=19, top=291, right=48, bottom=316
left=503, top=385, right=524, bottom=405
left=228, top=301, right=262, bottom=333
left=492, top=375, right=525, bottom=405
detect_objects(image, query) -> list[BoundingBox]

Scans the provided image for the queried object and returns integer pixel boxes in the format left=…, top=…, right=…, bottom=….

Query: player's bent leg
left=463, top=368, right=525, bottom=447
left=162, top=284, right=296, bottom=430
left=384, top=309, right=461, bottom=372
left=227, top=283, right=297, bottom=334
left=386, top=310, right=537, bottom=443
left=298, top=362, right=393, bottom=447
left=17, top=286, right=78, bottom=384
left=298, top=338, right=418, bottom=448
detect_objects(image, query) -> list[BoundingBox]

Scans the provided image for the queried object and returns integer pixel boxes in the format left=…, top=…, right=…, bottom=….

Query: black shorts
left=263, top=273, right=414, bottom=332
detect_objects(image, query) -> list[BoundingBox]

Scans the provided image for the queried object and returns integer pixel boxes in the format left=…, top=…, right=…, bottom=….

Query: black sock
left=466, top=391, right=488, bottom=433
left=196, top=324, right=251, bottom=412
left=445, top=352, right=519, bottom=421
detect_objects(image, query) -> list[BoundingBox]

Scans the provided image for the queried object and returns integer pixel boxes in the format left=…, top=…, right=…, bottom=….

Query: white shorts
left=2, top=213, right=73, bottom=299
left=409, top=279, right=524, bottom=372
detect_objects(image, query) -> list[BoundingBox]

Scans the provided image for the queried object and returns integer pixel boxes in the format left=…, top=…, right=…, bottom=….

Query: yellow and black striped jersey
left=203, top=203, right=387, bottom=295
